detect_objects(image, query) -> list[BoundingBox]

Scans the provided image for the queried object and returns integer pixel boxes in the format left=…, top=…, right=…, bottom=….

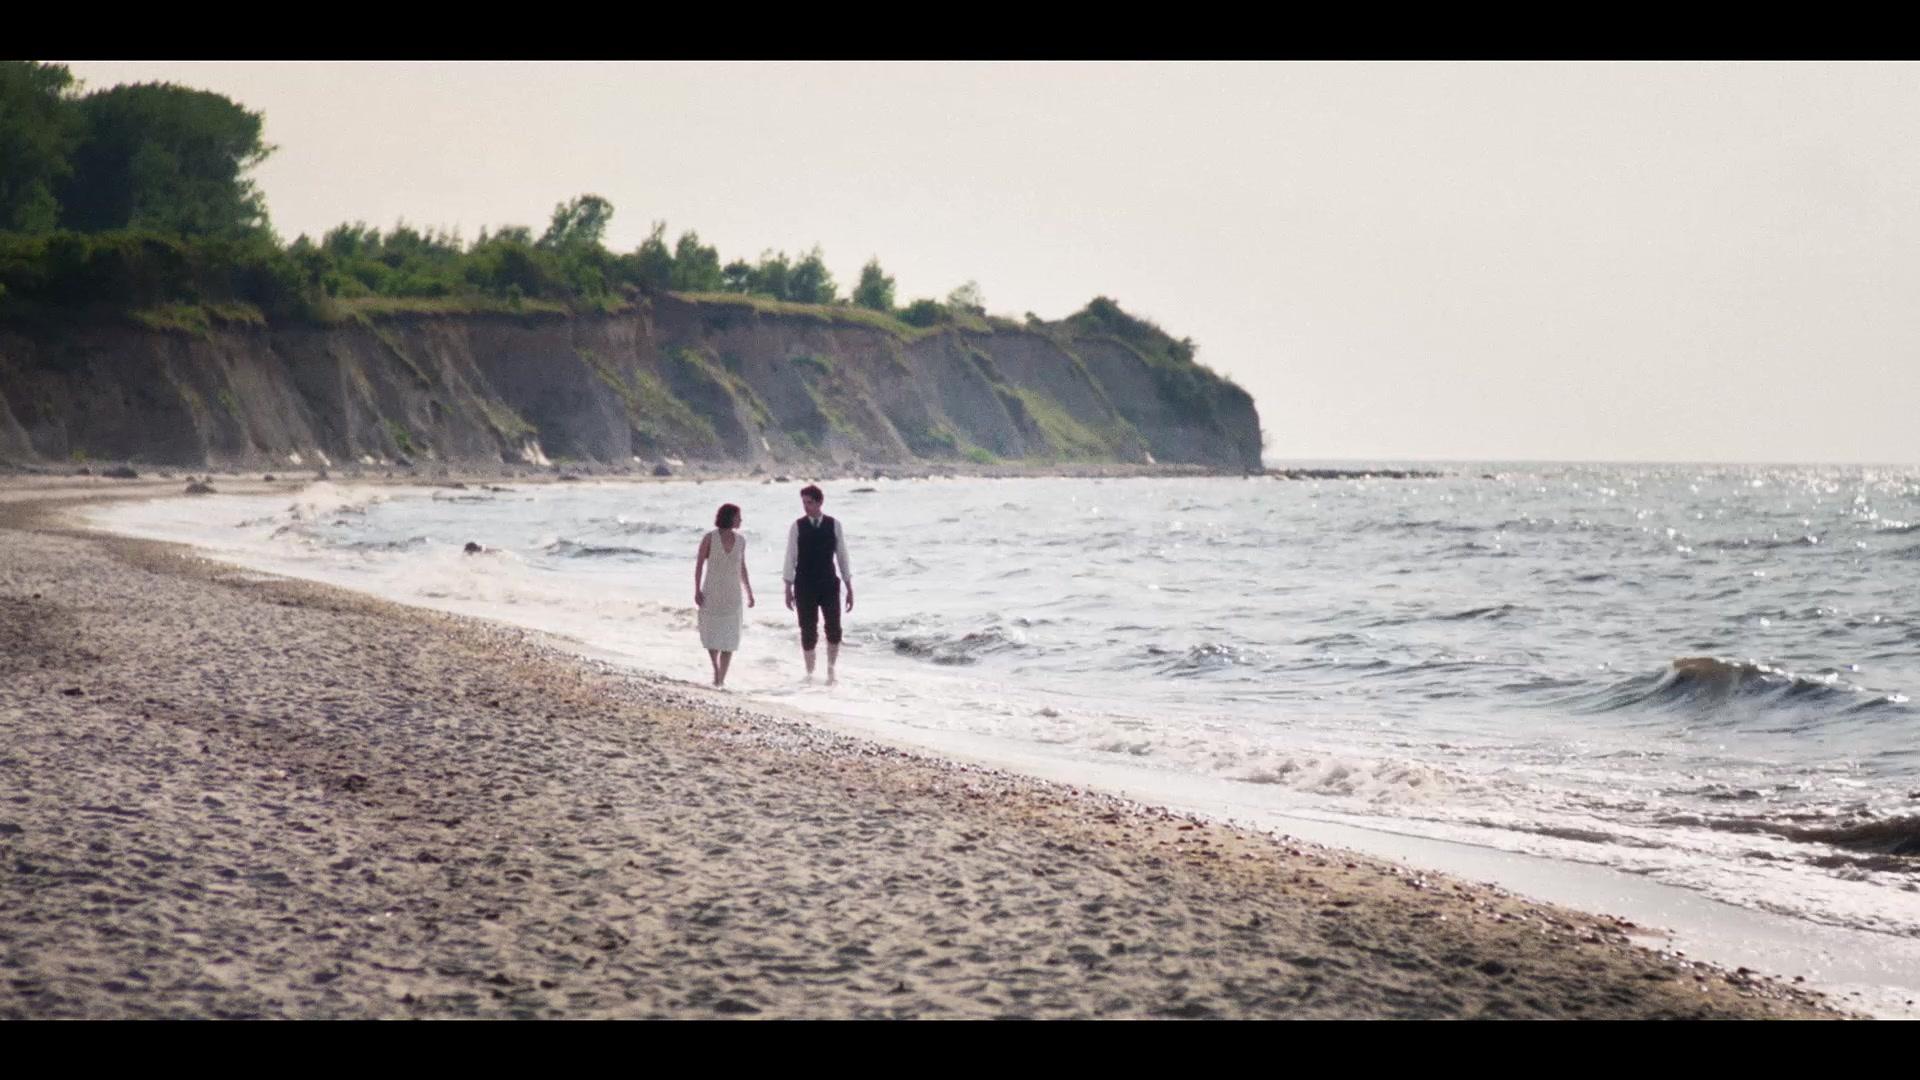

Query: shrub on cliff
left=900, top=298, right=951, bottom=328
left=463, top=235, right=566, bottom=300
left=0, top=229, right=323, bottom=320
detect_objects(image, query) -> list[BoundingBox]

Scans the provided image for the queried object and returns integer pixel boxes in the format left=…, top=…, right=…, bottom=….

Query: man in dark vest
left=783, top=483, right=854, bottom=684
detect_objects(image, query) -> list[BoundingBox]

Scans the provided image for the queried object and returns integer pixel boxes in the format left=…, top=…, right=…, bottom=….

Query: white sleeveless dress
left=699, top=530, right=745, bottom=651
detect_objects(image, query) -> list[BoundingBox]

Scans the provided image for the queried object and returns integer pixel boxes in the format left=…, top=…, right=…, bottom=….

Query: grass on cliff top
left=670, top=292, right=1025, bottom=341
left=672, top=291, right=920, bottom=336
left=121, top=294, right=587, bottom=330
left=94, top=291, right=1036, bottom=347
left=334, top=295, right=584, bottom=320
left=128, top=302, right=267, bottom=335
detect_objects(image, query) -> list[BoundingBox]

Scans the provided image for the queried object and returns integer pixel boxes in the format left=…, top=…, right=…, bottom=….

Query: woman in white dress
left=695, top=502, right=755, bottom=687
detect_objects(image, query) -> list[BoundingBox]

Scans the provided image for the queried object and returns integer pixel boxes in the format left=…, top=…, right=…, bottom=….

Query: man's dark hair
left=800, top=484, right=824, bottom=504
left=715, top=503, right=741, bottom=528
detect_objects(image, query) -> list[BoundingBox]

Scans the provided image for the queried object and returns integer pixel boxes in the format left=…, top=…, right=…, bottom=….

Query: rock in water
left=464, top=542, right=485, bottom=555
left=184, top=480, right=216, bottom=495
left=653, top=463, right=673, bottom=477
left=102, top=465, right=138, bottom=479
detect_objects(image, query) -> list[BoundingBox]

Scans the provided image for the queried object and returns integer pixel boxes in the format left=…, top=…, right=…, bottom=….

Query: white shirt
left=783, top=514, right=852, bottom=585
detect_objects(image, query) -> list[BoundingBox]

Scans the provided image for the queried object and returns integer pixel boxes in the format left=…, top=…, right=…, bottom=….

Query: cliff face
left=0, top=294, right=1262, bottom=471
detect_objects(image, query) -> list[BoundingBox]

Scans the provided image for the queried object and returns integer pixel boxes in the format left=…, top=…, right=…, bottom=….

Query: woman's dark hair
left=799, top=484, right=824, bottom=504
left=715, top=503, right=742, bottom=528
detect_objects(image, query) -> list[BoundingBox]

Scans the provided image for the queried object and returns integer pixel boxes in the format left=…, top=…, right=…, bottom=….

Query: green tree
left=721, top=258, right=754, bottom=293
left=539, top=194, right=613, bottom=251
left=852, top=257, right=895, bottom=312
left=321, top=221, right=380, bottom=259
left=626, top=221, right=673, bottom=290
left=58, top=82, right=274, bottom=238
left=466, top=229, right=562, bottom=300
left=751, top=250, right=793, bottom=300
left=788, top=246, right=837, bottom=304
left=0, top=61, right=81, bottom=233
left=946, top=280, right=985, bottom=315
left=375, top=220, right=466, bottom=296
left=669, top=230, right=723, bottom=291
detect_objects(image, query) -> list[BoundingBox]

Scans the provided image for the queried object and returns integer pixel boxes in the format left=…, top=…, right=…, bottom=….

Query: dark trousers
left=795, top=579, right=842, bottom=651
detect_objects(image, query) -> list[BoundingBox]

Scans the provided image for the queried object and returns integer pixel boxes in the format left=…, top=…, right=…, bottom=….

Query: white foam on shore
left=284, top=480, right=389, bottom=522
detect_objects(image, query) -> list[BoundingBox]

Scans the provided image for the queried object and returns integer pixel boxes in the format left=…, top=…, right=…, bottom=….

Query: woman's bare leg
left=717, top=651, right=734, bottom=686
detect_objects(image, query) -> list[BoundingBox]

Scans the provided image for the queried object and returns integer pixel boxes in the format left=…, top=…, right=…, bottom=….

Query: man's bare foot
left=826, top=671, right=837, bottom=686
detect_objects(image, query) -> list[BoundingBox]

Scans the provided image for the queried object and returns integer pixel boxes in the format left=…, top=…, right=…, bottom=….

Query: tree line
left=0, top=62, right=992, bottom=326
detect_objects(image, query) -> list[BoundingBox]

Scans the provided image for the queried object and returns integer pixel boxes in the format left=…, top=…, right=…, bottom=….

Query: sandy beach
left=0, top=476, right=1846, bottom=1018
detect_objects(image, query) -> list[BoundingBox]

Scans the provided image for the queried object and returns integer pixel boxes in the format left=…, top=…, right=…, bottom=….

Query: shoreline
left=0, top=457, right=1440, bottom=487
left=0, top=482, right=1849, bottom=1018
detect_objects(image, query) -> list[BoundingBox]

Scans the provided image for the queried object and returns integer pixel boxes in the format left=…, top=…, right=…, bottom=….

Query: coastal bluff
left=0, top=293, right=1261, bottom=473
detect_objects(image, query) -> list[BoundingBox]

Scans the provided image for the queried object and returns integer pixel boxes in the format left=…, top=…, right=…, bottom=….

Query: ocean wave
left=339, top=535, right=433, bottom=553
left=538, top=537, right=657, bottom=560
left=1493, top=516, right=1620, bottom=534
left=891, top=625, right=1029, bottom=666
left=1494, top=821, right=1666, bottom=849
left=1675, top=813, right=1920, bottom=861
left=1439, top=540, right=1513, bottom=556
left=1570, top=657, right=1911, bottom=717
left=1699, top=535, right=1824, bottom=551
left=1295, top=631, right=1374, bottom=649
left=1150, top=641, right=1269, bottom=676
left=1229, top=754, right=1464, bottom=802
left=286, top=482, right=385, bottom=523
left=610, top=516, right=688, bottom=536
left=1779, top=816, right=1920, bottom=857
left=1436, top=604, right=1525, bottom=621
left=1366, top=519, right=1482, bottom=534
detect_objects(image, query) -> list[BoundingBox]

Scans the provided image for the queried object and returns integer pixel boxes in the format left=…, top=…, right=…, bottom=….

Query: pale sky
left=60, top=61, right=1920, bottom=465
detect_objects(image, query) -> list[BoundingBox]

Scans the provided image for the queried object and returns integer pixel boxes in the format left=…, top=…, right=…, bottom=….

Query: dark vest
left=795, top=514, right=839, bottom=588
